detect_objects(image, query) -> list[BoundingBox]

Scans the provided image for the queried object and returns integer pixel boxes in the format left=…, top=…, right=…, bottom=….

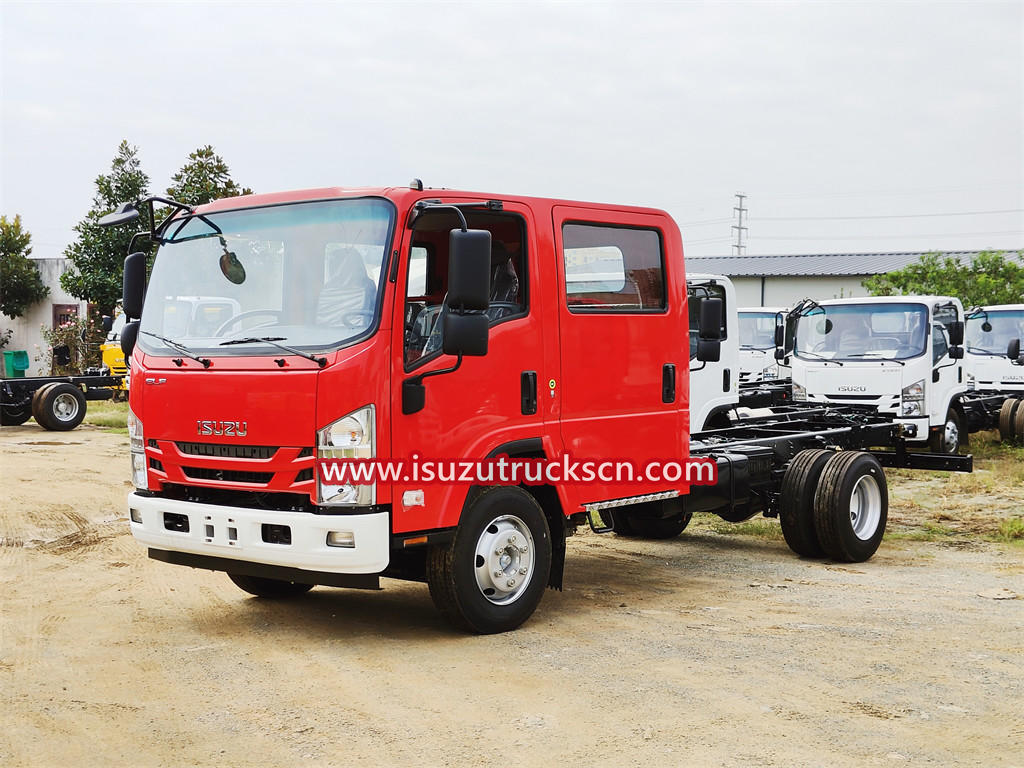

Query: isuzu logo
left=197, top=420, right=248, bottom=437
left=837, top=385, right=867, bottom=392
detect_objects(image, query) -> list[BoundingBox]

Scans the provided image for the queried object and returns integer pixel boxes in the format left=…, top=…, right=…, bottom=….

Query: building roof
left=687, top=250, right=1021, bottom=278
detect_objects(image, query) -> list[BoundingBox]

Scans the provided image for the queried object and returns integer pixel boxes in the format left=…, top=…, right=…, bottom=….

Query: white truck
left=789, top=295, right=970, bottom=453
left=965, top=304, right=1024, bottom=394
left=738, top=306, right=791, bottom=383
left=687, top=274, right=739, bottom=431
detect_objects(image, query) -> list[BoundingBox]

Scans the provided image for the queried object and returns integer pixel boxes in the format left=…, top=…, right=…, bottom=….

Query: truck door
left=390, top=203, right=549, bottom=533
left=552, top=206, right=686, bottom=504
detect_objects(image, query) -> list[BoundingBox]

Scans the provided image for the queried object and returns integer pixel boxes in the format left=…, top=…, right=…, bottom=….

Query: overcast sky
left=1, top=1, right=1021, bottom=259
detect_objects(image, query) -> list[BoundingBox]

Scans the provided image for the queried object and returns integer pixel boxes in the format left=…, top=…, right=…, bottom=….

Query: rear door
left=552, top=206, right=686, bottom=504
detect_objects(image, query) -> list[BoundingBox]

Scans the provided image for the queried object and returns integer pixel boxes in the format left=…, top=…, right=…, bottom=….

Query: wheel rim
left=53, top=393, right=80, bottom=422
left=849, top=473, right=882, bottom=540
left=943, top=417, right=959, bottom=452
left=474, top=514, right=535, bottom=605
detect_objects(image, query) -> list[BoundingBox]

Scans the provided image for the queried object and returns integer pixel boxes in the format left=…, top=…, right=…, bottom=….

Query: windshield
left=967, top=309, right=1024, bottom=354
left=739, top=312, right=777, bottom=350
left=794, top=302, right=928, bottom=361
left=139, top=198, right=394, bottom=355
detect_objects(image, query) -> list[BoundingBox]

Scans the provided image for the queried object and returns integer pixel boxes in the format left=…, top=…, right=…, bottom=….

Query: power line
left=751, top=208, right=1024, bottom=222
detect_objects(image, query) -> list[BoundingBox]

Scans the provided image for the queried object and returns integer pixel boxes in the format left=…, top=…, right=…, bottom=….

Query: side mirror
left=121, top=320, right=140, bottom=360
left=773, top=324, right=785, bottom=347
left=446, top=229, right=491, bottom=310
left=101, top=315, right=114, bottom=333
left=947, top=320, right=964, bottom=346
left=1009, top=338, right=1021, bottom=361
left=699, top=297, right=724, bottom=341
left=442, top=313, right=488, bottom=357
left=949, top=346, right=964, bottom=360
left=98, top=202, right=140, bottom=228
left=774, top=347, right=785, bottom=361
left=123, top=252, right=147, bottom=319
left=696, top=339, right=721, bottom=362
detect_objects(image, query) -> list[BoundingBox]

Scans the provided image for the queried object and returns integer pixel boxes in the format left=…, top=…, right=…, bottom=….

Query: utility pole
left=732, top=193, right=747, bottom=255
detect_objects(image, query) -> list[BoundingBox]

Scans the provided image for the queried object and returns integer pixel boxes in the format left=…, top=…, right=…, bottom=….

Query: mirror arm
left=410, top=354, right=464, bottom=386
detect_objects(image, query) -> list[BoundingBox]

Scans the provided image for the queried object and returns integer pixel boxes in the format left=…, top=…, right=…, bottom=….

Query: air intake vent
left=176, top=442, right=277, bottom=460
left=294, top=468, right=314, bottom=482
left=149, top=458, right=164, bottom=472
left=182, top=467, right=273, bottom=484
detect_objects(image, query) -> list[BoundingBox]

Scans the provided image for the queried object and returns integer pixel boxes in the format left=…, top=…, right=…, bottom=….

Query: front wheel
left=426, top=486, right=551, bottom=634
left=929, top=408, right=962, bottom=454
left=0, top=404, right=32, bottom=426
left=813, top=451, right=888, bottom=562
left=228, top=573, right=314, bottom=598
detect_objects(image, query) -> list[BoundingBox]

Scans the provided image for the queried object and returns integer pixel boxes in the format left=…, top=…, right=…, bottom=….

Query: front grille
left=176, top=442, right=278, bottom=460
left=182, top=466, right=274, bottom=484
left=294, top=468, right=314, bottom=482
left=824, top=394, right=881, bottom=401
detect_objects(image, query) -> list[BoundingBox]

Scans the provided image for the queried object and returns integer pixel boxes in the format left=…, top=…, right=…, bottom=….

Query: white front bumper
left=127, top=493, right=390, bottom=574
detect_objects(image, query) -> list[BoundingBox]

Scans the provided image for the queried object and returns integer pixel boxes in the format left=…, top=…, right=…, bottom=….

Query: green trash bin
left=2, top=350, right=29, bottom=378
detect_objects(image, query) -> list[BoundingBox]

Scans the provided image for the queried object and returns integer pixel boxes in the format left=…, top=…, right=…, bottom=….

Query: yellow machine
left=101, top=312, right=129, bottom=395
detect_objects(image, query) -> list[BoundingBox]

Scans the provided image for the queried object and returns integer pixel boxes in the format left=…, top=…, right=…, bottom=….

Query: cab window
left=562, top=223, right=666, bottom=312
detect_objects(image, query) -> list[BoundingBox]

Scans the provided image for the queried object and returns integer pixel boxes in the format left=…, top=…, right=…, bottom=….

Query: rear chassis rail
left=960, top=390, right=1016, bottom=432
left=737, top=377, right=792, bottom=408
left=687, top=403, right=972, bottom=522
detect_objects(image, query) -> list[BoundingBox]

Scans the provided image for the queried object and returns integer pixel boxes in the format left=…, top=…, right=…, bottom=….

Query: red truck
left=102, top=183, right=969, bottom=634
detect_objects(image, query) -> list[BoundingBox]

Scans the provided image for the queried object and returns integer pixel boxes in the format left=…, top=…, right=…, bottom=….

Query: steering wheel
left=215, top=309, right=285, bottom=336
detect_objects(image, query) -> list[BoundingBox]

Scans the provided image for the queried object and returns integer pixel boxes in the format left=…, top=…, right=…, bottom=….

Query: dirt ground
left=1, top=423, right=1022, bottom=767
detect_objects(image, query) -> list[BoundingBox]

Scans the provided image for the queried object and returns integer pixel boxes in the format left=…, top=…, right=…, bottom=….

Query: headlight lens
left=317, top=405, right=375, bottom=506
left=128, top=407, right=147, bottom=490
left=793, top=382, right=807, bottom=401
left=901, top=379, right=925, bottom=417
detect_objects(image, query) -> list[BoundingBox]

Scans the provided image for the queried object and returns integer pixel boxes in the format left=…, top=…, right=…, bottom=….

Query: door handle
left=662, top=364, right=676, bottom=403
left=521, top=371, right=538, bottom=415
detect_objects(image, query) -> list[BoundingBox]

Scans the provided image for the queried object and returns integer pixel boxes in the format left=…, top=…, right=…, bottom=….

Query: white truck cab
left=687, top=274, right=739, bottom=431
left=965, top=304, right=1024, bottom=394
left=738, top=306, right=791, bottom=383
left=790, top=295, right=967, bottom=453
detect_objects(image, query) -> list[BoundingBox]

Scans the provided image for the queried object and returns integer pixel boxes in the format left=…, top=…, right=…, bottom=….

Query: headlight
left=127, top=407, right=147, bottom=490
left=793, top=382, right=807, bottom=401
left=317, top=405, right=375, bottom=506
left=900, top=379, right=925, bottom=417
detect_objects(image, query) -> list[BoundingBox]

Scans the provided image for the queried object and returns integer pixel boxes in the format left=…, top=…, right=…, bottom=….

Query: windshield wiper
left=220, top=337, right=327, bottom=368
left=740, top=344, right=774, bottom=351
left=795, top=349, right=843, bottom=366
left=141, top=331, right=211, bottom=368
left=845, top=352, right=906, bottom=367
left=966, top=346, right=1002, bottom=356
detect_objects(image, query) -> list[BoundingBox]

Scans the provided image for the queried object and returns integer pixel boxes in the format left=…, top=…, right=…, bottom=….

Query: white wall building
left=688, top=250, right=1010, bottom=308
left=2, top=257, right=89, bottom=377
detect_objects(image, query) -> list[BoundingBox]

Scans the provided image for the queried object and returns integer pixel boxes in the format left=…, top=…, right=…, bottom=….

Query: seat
left=317, top=249, right=376, bottom=327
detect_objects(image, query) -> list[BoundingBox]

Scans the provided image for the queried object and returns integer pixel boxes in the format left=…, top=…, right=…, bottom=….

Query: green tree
left=61, top=140, right=152, bottom=315
left=1, top=214, right=50, bottom=318
left=865, top=250, right=1024, bottom=307
left=166, top=145, right=253, bottom=205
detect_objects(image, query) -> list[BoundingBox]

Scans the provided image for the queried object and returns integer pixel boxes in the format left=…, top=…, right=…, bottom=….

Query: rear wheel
left=35, top=383, right=86, bottom=431
left=929, top=408, right=962, bottom=454
left=31, top=382, right=58, bottom=424
left=228, top=573, right=314, bottom=598
left=813, top=451, right=888, bottom=562
left=779, top=448, right=833, bottom=558
left=1015, top=405, right=1024, bottom=447
left=0, top=404, right=32, bottom=426
left=426, top=486, right=551, bottom=634
left=998, top=398, right=1020, bottom=443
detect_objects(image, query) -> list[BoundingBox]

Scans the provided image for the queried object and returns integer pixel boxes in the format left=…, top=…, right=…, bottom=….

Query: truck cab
left=112, top=185, right=698, bottom=633
left=686, top=274, right=738, bottom=430
left=790, top=295, right=967, bottom=453
left=737, top=306, right=791, bottom=383
left=965, top=304, right=1024, bottom=394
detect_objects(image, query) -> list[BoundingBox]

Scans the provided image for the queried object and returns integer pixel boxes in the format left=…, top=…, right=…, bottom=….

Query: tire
left=779, top=448, right=833, bottom=558
left=928, top=408, right=962, bottom=454
left=228, top=573, right=314, bottom=598
left=813, top=451, right=888, bottom=563
left=426, top=486, right=552, bottom=634
left=1015, top=405, right=1024, bottom=447
left=998, top=398, right=1019, bottom=443
left=31, top=383, right=58, bottom=424
left=36, top=383, right=86, bottom=431
left=0, top=405, right=32, bottom=426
